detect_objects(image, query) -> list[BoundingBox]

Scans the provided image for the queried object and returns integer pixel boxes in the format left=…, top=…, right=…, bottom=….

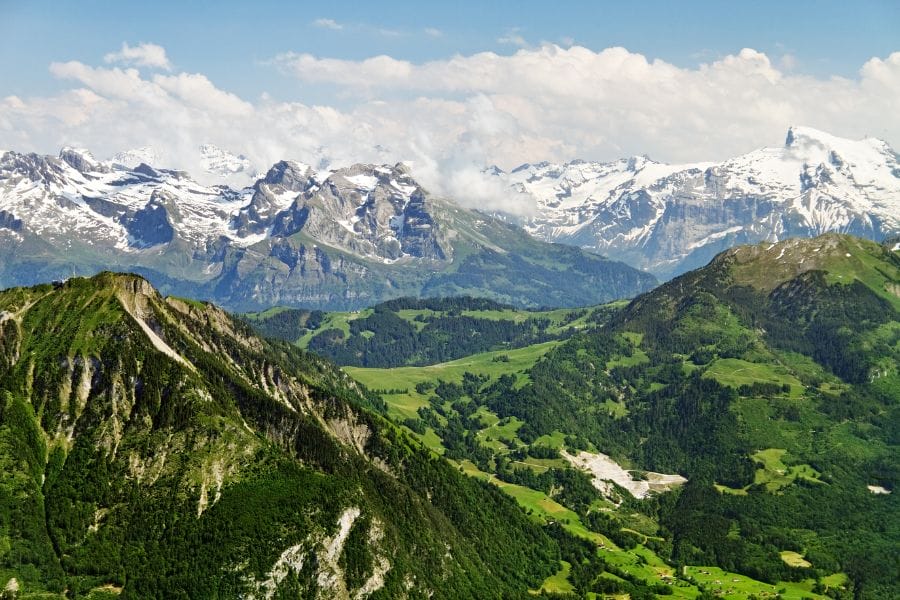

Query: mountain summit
left=492, top=127, right=900, bottom=278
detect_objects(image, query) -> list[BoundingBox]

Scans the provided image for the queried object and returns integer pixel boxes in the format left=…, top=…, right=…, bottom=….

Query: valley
left=276, top=233, right=899, bottom=599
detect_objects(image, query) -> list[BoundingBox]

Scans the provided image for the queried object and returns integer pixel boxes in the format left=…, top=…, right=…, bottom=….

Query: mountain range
left=2, top=125, right=896, bottom=312
left=0, top=149, right=654, bottom=311
left=493, top=127, right=900, bottom=278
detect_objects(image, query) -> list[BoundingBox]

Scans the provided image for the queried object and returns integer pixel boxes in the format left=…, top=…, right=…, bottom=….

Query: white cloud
left=497, top=28, right=528, bottom=48
left=313, top=18, right=343, bottom=30
left=424, top=27, right=443, bottom=38
left=153, top=73, right=253, bottom=116
left=103, top=42, right=171, bottom=70
left=272, top=44, right=900, bottom=165
left=3, top=43, right=900, bottom=215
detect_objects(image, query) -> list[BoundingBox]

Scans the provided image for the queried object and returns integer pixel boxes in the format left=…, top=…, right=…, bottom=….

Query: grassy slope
left=346, top=341, right=560, bottom=420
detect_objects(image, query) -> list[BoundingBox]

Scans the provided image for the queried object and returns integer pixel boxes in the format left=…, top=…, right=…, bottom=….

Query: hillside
left=0, top=150, right=655, bottom=311
left=347, top=234, right=899, bottom=599
left=493, top=127, right=900, bottom=278
left=0, top=273, right=570, bottom=598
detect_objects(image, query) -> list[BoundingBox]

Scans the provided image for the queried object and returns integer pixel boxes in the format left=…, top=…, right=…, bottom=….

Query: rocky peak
left=263, top=160, right=313, bottom=191
left=489, top=127, right=900, bottom=278
left=133, top=163, right=162, bottom=179
left=59, top=147, right=107, bottom=174
left=0, top=151, right=71, bottom=186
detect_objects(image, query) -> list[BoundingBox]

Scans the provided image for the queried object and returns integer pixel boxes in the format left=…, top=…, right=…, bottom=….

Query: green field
left=532, top=561, right=575, bottom=594
left=780, top=550, right=812, bottom=568
left=703, top=358, right=804, bottom=396
left=605, top=346, right=650, bottom=369
left=684, top=566, right=825, bottom=599
left=302, top=309, right=372, bottom=342
left=476, top=414, right=526, bottom=451
left=751, top=448, right=822, bottom=492
left=345, top=341, right=560, bottom=419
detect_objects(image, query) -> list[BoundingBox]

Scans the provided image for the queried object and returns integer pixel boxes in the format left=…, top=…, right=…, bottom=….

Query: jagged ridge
left=0, top=149, right=655, bottom=310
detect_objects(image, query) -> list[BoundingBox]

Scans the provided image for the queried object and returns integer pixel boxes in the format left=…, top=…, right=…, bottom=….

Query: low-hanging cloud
left=1, top=43, right=899, bottom=214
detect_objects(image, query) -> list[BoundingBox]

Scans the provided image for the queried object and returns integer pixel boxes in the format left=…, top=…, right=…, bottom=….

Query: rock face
left=491, top=127, right=900, bottom=278
left=0, top=148, right=655, bottom=310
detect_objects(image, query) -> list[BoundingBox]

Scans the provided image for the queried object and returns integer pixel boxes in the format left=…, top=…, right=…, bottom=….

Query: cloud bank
left=1, top=43, right=898, bottom=212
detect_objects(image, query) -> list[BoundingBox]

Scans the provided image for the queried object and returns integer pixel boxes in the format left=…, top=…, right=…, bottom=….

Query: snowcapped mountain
left=492, top=127, right=900, bottom=277
left=199, top=143, right=256, bottom=184
left=0, top=148, right=246, bottom=251
left=0, top=148, right=655, bottom=310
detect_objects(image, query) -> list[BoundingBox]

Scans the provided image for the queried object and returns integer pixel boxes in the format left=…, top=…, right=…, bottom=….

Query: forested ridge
left=244, top=296, right=610, bottom=368
left=0, top=274, right=564, bottom=598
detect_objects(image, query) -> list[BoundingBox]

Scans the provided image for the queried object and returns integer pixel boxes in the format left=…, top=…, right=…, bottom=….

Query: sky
left=1, top=0, right=898, bottom=206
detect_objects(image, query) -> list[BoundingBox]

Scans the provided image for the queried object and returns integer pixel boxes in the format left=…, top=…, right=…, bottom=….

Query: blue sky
left=2, top=0, right=897, bottom=100
left=0, top=0, right=898, bottom=186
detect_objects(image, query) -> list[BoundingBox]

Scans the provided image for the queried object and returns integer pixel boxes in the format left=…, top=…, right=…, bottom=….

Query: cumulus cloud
left=103, top=42, right=171, bottom=70
left=313, top=18, right=343, bottom=30
left=272, top=44, right=900, bottom=164
left=2, top=43, right=900, bottom=214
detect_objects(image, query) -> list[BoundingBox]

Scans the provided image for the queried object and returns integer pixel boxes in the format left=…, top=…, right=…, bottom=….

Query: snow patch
left=346, top=174, right=378, bottom=191
left=686, top=225, right=743, bottom=251
left=390, top=179, right=416, bottom=196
